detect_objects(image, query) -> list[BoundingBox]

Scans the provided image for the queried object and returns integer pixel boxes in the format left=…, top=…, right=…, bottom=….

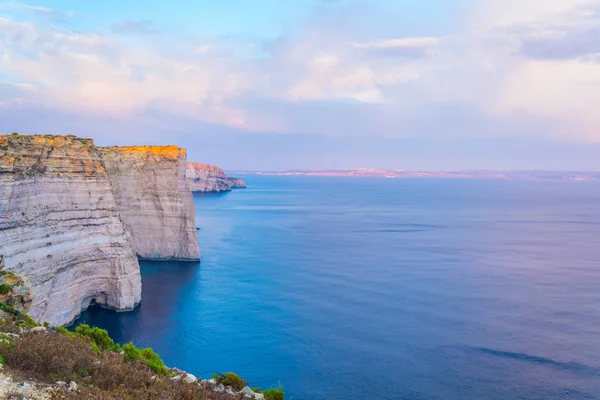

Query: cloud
left=1, top=0, right=600, bottom=146
left=0, top=2, right=72, bottom=24
left=352, top=37, right=439, bottom=49
left=111, top=20, right=161, bottom=35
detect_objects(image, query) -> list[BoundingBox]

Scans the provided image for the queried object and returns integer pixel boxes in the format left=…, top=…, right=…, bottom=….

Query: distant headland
left=231, top=169, right=599, bottom=181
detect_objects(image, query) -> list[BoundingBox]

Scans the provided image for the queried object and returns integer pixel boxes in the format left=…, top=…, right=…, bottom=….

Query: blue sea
left=74, top=176, right=600, bottom=400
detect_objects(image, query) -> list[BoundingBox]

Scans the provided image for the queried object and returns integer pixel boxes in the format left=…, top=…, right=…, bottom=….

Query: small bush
left=0, top=354, right=4, bottom=365
left=263, top=386, right=285, bottom=400
left=0, top=320, right=283, bottom=400
left=54, top=326, right=75, bottom=338
left=1, top=331, right=96, bottom=382
left=0, top=302, right=37, bottom=329
left=75, top=324, right=121, bottom=352
left=122, top=342, right=168, bottom=376
left=0, top=284, right=11, bottom=295
left=122, top=342, right=140, bottom=363
left=11, top=132, right=18, bottom=136
left=213, top=372, right=246, bottom=391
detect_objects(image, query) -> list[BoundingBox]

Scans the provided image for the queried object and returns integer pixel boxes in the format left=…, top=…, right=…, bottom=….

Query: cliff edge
left=227, top=177, right=247, bottom=188
left=185, top=162, right=231, bottom=192
left=101, top=146, right=200, bottom=261
left=0, top=135, right=142, bottom=326
left=185, top=162, right=246, bottom=192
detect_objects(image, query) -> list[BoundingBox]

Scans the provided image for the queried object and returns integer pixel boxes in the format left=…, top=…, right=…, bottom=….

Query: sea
left=73, top=176, right=600, bottom=400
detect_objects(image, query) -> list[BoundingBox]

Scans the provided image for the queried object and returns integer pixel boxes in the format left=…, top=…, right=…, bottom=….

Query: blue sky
left=1, top=0, right=600, bottom=170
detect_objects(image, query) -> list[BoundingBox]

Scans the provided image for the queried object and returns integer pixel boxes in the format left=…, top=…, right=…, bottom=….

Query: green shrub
left=213, top=372, right=246, bottom=391
left=54, top=326, right=75, bottom=338
left=263, top=386, right=285, bottom=400
left=122, top=342, right=140, bottom=363
left=11, top=132, right=18, bottom=136
left=0, top=302, right=37, bottom=329
left=0, top=284, right=11, bottom=295
left=0, top=354, right=4, bottom=365
left=122, top=342, right=168, bottom=376
left=75, top=324, right=121, bottom=352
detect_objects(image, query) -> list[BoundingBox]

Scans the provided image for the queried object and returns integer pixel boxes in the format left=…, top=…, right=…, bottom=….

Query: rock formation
left=227, top=177, right=247, bottom=188
left=0, top=268, right=34, bottom=314
left=0, top=135, right=142, bottom=326
left=185, top=162, right=246, bottom=192
left=185, top=163, right=231, bottom=192
left=101, top=146, right=200, bottom=261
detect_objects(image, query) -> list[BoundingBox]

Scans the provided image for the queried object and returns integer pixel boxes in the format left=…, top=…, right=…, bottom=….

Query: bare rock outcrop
left=0, top=268, right=34, bottom=314
left=227, top=177, right=246, bottom=188
left=0, top=135, right=142, bottom=326
left=101, top=146, right=200, bottom=261
left=185, top=162, right=232, bottom=192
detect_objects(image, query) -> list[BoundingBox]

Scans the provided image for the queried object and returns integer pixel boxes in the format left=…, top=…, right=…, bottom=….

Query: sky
left=1, top=0, right=600, bottom=170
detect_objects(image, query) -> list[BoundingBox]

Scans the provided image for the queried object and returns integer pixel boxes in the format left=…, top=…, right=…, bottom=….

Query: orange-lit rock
left=185, top=162, right=246, bottom=192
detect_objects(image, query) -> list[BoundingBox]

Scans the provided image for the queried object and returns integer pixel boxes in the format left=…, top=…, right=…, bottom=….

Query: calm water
left=74, top=176, right=600, bottom=400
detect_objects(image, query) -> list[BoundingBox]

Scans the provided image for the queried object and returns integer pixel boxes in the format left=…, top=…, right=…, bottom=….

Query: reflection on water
left=72, top=176, right=600, bottom=400
left=73, top=261, right=200, bottom=354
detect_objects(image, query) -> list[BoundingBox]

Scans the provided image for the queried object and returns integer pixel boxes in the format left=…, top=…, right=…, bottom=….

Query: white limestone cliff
left=185, top=162, right=232, bottom=192
left=101, top=146, right=200, bottom=261
left=227, top=177, right=247, bottom=188
left=0, top=135, right=142, bottom=326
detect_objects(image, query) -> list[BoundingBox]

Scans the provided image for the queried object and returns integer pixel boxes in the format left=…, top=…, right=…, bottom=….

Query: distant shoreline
left=228, top=169, right=600, bottom=181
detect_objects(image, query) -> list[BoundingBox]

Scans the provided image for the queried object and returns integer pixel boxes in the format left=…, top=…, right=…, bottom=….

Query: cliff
left=227, top=177, right=247, bottom=188
left=101, top=146, right=200, bottom=261
left=0, top=135, right=141, bottom=326
left=185, top=162, right=232, bottom=192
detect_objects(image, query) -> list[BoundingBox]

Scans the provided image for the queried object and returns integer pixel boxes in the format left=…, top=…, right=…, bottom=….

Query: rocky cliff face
left=0, top=267, right=34, bottom=315
left=185, top=162, right=232, bottom=192
left=227, top=177, right=247, bottom=188
left=0, top=135, right=142, bottom=326
left=101, top=146, right=200, bottom=261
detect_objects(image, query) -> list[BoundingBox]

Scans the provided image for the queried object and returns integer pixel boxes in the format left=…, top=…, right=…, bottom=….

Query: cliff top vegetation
left=0, top=304, right=283, bottom=399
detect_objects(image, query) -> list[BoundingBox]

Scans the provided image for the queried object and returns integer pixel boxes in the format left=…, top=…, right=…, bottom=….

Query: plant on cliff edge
left=263, top=386, right=285, bottom=400
left=54, top=325, right=75, bottom=338
left=122, top=342, right=169, bottom=376
left=75, top=324, right=121, bottom=352
left=0, top=284, right=11, bottom=295
left=213, top=372, right=247, bottom=391
left=0, top=302, right=37, bottom=329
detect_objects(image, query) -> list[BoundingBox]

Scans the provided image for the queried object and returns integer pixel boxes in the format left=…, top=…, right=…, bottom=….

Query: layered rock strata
left=185, top=162, right=246, bottom=192
left=101, top=146, right=200, bottom=261
left=0, top=135, right=142, bottom=326
left=227, top=177, right=246, bottom=188
left=185, top=163, right=231, bottom=192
